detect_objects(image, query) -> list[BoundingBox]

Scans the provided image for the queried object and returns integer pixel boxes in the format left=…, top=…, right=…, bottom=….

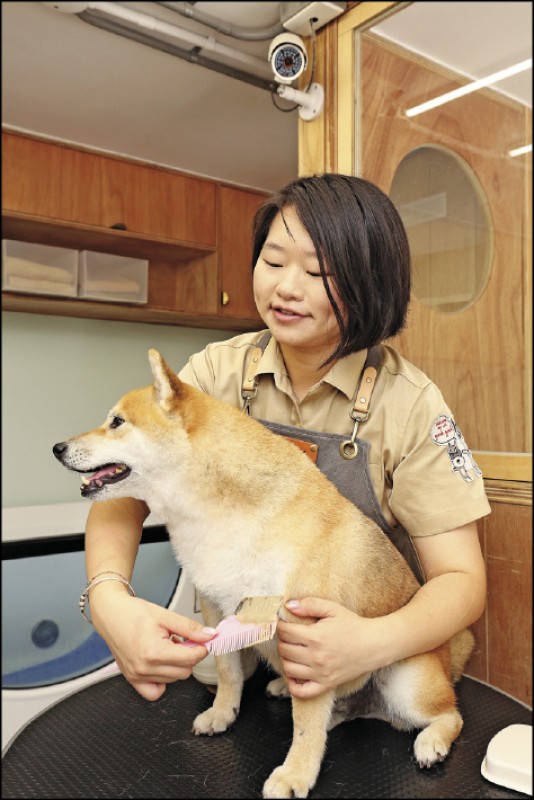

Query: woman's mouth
left=271, top=305, right=307, bottom=322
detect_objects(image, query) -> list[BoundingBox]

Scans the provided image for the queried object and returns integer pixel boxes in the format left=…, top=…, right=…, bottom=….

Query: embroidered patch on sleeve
left=430, top=415, right=482, bottom=483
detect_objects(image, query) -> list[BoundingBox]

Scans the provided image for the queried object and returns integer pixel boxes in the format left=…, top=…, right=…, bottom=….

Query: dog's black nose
left=53, top=442, right=68, bottom=460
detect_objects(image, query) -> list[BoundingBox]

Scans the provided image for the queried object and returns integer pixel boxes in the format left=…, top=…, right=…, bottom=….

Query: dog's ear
left=148, top=349, right=183, bottom=413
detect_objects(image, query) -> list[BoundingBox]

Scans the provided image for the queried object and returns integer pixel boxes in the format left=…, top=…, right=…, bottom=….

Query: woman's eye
left=109, top=416, right=125, bottom=429
left=265, top=260, right=283, bottom=269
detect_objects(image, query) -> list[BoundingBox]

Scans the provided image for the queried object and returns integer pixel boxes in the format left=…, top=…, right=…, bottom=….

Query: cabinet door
left=2, top=132, right=216, bottom=247
left=98, top=158, right=216, bottom=246
left=218, top=185, right=266, bottom=321
left=3, top=132, right=93, bottom=223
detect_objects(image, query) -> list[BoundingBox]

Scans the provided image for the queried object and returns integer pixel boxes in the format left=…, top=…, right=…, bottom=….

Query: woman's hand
left=277, top=525, right=486, bottom=700
left=277, top=598, right=383, bottom=699
left=88, top=582, right=217, bottom=701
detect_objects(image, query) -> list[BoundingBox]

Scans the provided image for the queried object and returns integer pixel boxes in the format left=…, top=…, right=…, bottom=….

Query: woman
left=84, top=173, right=489, bottom=702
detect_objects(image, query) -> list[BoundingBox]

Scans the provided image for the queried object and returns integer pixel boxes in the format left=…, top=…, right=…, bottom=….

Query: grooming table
left=2, top=664, right=531, bottom=798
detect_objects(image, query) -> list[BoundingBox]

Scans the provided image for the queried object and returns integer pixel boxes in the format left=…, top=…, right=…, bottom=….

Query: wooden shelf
left=1, top=291, right=264, bottom=332
left=2, top=212, right=215, bottom=262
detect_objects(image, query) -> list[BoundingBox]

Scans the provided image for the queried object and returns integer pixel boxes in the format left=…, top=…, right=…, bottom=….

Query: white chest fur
left=166, top=513, right=291, bottom=615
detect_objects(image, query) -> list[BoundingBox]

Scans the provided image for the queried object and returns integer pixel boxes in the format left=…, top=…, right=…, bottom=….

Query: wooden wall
left=467, top=490, right=532, bottom=706
left=358, top=32, right=530, bottom=454
left=298, top=1, right=532, bottom=706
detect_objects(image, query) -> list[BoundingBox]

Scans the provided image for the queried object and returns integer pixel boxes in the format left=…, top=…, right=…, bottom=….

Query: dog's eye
left=109, top=416, right=125, bottom=429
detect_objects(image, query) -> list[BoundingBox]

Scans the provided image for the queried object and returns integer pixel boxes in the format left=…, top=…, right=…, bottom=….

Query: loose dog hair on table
left=53, top=349, right=474, bottom=800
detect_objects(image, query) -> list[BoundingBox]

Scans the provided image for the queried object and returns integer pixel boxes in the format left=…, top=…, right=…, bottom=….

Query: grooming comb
left=173, top=595, right=284, bottom=656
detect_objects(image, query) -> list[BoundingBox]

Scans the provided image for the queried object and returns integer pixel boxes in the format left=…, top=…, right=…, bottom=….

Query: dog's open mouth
left=80, top=463, right=131, bottom=497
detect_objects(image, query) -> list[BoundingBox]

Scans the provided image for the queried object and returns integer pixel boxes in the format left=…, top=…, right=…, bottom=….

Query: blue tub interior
left=2, top=530, right=180, bottom=689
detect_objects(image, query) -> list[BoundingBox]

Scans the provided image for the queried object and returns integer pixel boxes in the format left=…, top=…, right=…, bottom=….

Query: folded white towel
left=7, top=276, right=75, bottom=296
left=84, top=278, right=141, bottom=294
left=7, top=257, right=74, bottom=284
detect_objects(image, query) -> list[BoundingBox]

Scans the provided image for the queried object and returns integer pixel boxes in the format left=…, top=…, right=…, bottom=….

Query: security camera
left=268, top=33, right=308, bottom=84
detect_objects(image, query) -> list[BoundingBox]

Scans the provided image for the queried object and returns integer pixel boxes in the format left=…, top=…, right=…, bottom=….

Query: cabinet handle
left=221, top=291, right=230, bottom=307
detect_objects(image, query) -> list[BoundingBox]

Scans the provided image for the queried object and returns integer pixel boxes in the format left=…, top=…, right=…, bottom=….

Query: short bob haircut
left=251, top=173, right=411, bottom=366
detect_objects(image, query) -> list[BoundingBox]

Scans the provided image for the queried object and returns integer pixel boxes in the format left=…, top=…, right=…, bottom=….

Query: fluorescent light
left=508, top=144, right=532, bottom=157
left=406, top=58, right=532, bottom=118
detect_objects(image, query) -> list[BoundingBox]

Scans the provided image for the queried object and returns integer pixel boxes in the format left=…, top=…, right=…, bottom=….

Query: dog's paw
left=265, top=676, right=290, bottom=699
left=262, top=766, right=312, bottom=799
left=413, top=728, right=450, bottom=768
left=192, top=705, right=238, bottom=736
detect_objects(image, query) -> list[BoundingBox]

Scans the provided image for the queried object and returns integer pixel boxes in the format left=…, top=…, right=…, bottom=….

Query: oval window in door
left=390, top=145, right=494, bottom=314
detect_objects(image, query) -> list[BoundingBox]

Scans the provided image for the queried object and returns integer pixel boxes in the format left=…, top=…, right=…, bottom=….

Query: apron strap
left=242, top=332, right=272, bottom=412
left=350, top=345, right=381, bottom=421
left=339, top=345, right=382, bottom=459
left=242, top=335, right=382, bottom=423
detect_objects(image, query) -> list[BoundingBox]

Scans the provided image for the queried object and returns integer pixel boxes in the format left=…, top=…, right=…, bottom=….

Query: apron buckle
left=340, top=410, right=368, bottom=460
left=242, top=387, right=258, bottom=415
left=339, top=439, right=358, bottom=460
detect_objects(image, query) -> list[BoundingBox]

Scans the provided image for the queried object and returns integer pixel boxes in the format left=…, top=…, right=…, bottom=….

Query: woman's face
left=253, top=207, right=342, bottom=362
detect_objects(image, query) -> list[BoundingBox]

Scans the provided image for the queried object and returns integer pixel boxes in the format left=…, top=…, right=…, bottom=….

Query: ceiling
left=2, top=1, right=300, bottom=191
left=2, top=2, right=532, bottom=193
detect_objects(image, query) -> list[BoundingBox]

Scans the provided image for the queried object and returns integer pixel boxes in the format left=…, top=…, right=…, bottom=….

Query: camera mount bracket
left=276, top=82, right=324, bottom=121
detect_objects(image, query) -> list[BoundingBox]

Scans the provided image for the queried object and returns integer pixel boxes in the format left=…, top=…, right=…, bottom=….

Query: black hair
left=251, top=173, right=411, bottom=366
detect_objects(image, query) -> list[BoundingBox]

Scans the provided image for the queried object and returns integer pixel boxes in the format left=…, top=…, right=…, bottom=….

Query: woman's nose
left=275, top=266, right=304, bottom=300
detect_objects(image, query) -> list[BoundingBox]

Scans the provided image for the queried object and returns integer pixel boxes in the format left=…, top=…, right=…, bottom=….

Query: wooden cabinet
left=2, top=131, right=266, bottom=331
left=219, top=185, right=264, bottom=322
left=2, top=132, right=216, bottom=246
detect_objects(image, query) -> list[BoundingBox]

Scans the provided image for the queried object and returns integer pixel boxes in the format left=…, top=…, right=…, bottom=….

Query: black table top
left=2, top=664, right=532, bottom=799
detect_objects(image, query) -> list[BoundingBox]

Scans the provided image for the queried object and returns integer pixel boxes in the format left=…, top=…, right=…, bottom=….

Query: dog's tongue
left=81, top=464, right=129, bottom=491
left=90, top=465, right=120, bottom=481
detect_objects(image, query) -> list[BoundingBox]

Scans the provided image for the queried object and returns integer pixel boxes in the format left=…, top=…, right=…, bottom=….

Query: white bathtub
left=2, top=502, right=199, bottom=753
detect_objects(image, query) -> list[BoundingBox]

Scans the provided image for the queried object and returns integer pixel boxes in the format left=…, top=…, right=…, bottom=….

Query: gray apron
left=242, top=333, right=424, bottom=585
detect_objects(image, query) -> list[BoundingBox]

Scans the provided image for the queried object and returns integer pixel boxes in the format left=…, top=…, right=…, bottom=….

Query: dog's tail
left=450, top=628, right=476, bottom=683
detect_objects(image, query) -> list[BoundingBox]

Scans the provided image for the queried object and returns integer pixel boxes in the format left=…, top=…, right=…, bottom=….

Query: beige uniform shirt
left=178, top=330, right=491, bottom=538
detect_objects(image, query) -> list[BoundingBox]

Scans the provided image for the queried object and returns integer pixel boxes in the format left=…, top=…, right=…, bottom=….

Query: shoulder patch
left=430, top=415, right=482, bottom=483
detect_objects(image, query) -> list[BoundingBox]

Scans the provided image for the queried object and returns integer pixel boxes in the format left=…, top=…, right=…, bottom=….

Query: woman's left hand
left=277, top=597, right=381, bottom=698
left=277, top=524, right=487, bottom=699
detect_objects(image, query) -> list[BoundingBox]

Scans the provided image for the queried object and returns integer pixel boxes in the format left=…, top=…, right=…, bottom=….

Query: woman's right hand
left=87, top=581, right=217, bottom=701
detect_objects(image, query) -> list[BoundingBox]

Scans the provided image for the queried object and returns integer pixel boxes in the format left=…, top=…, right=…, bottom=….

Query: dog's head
left=52, top=349, right=191, bottom=502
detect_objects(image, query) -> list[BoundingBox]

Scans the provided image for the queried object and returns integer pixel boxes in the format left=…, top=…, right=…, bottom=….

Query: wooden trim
left=474, top=452, right=532, bottom=483
left=337, top=1, right=404, bottom=37
left=484, top=480, right=532, bottom=507
left=524, top=117, right=532, bottom=450
left=325, top=22, right=339, bottom=173
left=337, top=2, right=403, bottom=175
left=337, top=21, right=355, bottom=174
left=298, top=27, right=327, bottom=176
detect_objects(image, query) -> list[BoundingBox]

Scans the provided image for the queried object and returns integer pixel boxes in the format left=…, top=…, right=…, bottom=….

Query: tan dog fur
left=54, top=349, right=474, bottom=798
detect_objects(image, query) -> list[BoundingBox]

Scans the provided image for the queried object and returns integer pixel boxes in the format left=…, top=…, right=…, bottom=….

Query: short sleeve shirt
left=178, top=330, right=491, bottom=537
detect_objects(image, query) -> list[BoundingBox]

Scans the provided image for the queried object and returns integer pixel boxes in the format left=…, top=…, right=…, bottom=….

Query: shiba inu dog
left=53, top=349, right=474, bottom=799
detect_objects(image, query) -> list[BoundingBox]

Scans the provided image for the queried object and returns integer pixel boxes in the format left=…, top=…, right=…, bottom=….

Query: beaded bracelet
left=79, top=571, right=135, bottom=624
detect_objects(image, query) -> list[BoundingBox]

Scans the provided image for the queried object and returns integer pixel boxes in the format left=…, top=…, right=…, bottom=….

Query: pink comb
left=172, top=596, right=284, bottom=656
left=176, top=614, right=277, bottom=655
